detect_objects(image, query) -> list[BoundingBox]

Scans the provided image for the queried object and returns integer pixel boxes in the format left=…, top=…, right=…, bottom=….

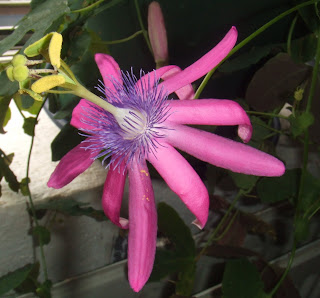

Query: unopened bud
left=148, top=1, right=168, bottom=67
left=294, top=87, right=304, bottom=101
left=6, top=66, right=14, bottom=82
left=12, top=54, right=27, bottom=67
left=12, top=65, right=29, bottom=82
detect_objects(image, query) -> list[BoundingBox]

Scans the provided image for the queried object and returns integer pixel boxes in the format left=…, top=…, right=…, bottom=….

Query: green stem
left=267, top=242, right=297, bottom=297
left=71, top=0, right=105, bottom=13
left=134, top=0, right=153, bottom=55
left=70, top=83, right=118, bottom=115
left=196, top=189, right=246, bottom=260
left=26, top=99, right=49, bottom=281
left=213, top=210, right=239, bottom=241
left=287, top=15, right=298, bottom=57
left=194, top=0, right=320, bottom=99
left=99, top=30, right=144, bottom=45
left=246, top=111, right=288, bottom=120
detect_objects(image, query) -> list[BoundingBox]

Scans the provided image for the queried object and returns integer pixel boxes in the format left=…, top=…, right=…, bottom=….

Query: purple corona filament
left=80, top=71, right=170, bottom=171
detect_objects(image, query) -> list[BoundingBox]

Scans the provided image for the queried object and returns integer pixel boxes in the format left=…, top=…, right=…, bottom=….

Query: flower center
left=115, top=108, right=148, bottom=140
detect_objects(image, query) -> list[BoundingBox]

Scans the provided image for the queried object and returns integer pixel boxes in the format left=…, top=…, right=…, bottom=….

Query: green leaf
left=222, top=258, right=267, bottom=298
left=0, top=96, right=12, bottom=134
left=290, top=34, right=318, bottom=64
left=297, top=0, right=320, bottom=33
left=175, top=262, right=196, bottom=296
left=289, top=111, right=314, bottom=138
left=0, top=71, right=19, bottom=97
left=51, top=123, right=84, bottom=161
left=220, top=44, right=275, bottom=73
left=14, top=94, right=42, bottom=115
left=35, top=198, right=107, bottom=221
left=30, top=226, right=51, bottom=246
left=157, top=202, right=195, bottom=256
left=0, top=0, right=69, bottom=56
left=14, top=262, right=40, bottom=295
left=0, top=150, right=20, bottom=194
left=229, top=171, right=258, bottom=191
left=0, top=264, right=34, bottom=296
left=257, top=169, right=300, bottom=203
left=23, top=117, right=38, bottom=136
left=150, top=203, right=196, bottom=283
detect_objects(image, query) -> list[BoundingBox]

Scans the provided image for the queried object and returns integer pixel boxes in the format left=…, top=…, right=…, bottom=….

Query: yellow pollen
left=140, top=170, right=149, bottom=176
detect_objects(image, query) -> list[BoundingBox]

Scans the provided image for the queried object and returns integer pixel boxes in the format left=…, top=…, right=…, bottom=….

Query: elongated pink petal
left=160, top=66, right=195, bottom=99
left=167, top=99, right=252, bottom=142
left=71, top=99, right=98, bottom=130
left=47, top=143, right=95, bottom=188
left=166, top=124, right=285, bottom=177
left=148, top=143, right=209, bottom=229
left=160, top=27, right=237, bottom=94
left=128, top=158, right=157, bottom=292
left=148, top=1, right=168, bottom=64
left=102, top=163, right=128, bottom=229
left=137, top=65, right=194, bottom=99
left=95, top=53, right=122, bottom=92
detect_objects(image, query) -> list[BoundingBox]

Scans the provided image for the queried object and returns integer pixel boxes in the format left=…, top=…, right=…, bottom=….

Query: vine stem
left=194, top=0, right=320, bottom=99
left=134, top=0, right=153, bottom=55
left=25, top=99, right=49, bottom=281
left=71, top=0, right=105, bottom=13
left=268, top=27, right=320, bottom=298
left=196, top=188, right=251, bottom=261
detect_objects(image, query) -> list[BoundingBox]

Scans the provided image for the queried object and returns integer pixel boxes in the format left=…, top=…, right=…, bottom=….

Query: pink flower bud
left=148, top=1, right=168, bottom=67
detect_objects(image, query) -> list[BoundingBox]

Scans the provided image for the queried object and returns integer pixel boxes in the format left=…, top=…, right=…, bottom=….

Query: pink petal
left=136, top=65, right=194, bottom=99
left=166, top=99, right=252, bottom=142
left=102, top=163, right=128, bottom=229
left=128, top=158, right=157, bottom=292
left=147, top=143, right=209, bottom=229
left=71, top=99, right=98, bottom=130
left=166, top=124, right=285, bottom=177
left=160, top=27, right=238, bottom=94
left=95, top=53, right=122, bottom=92
left=160, top=66, right=195, bottom=99
left=148, top=1, right=168, bottom=63
left=47, top=143, right=95, bottom=189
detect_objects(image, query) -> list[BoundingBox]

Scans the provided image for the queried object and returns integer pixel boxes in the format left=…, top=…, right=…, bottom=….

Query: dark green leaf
left=245, top=53, right=311, bottom=111
left=15, top=262, right=40, bottom=295
left=157, top=202, right=195, bottom=256
left=299, top=171, right=320, bottom=213
left=220, top=44, right=276, bottom=73
left=289, top=111, right=314, bottom=138
left=51, top=123, right=84, bottom=161
left=297, top=0, right=320, bottom=33
left=23, top=117, right=38, bottom=136
left=67, top=29, right=91, bottom=64
left=0, top=151, right=20, bottom=193
left=0, top=264, right=34, bottom=296
left=14, top=94, right=42, bottom=115
left=257, top=169, right=300, bottom=203
left=0, top=96, right=12, bottom=134
left=222, top=258, right=267, bottom=298
left=0, top=72, right=18, bottom=97
left=30, top=226, right=51, bottom=246
left=175, top=262, right=196, bottom=296
left=229, top=171, right=258, bottom=191
left=290, top=34, right=318, bottom=63
left=35, top=198, right=107, bottom=221
left=0, top=0, right=69, bottom=56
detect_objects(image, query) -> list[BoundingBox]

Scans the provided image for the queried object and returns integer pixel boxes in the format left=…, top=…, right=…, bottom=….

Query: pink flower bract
left=48, top=27, right=285, bottom=292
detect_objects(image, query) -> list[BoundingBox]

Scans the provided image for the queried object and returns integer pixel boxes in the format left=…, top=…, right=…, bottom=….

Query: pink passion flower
left=47, top=27, right=285, bottom=292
